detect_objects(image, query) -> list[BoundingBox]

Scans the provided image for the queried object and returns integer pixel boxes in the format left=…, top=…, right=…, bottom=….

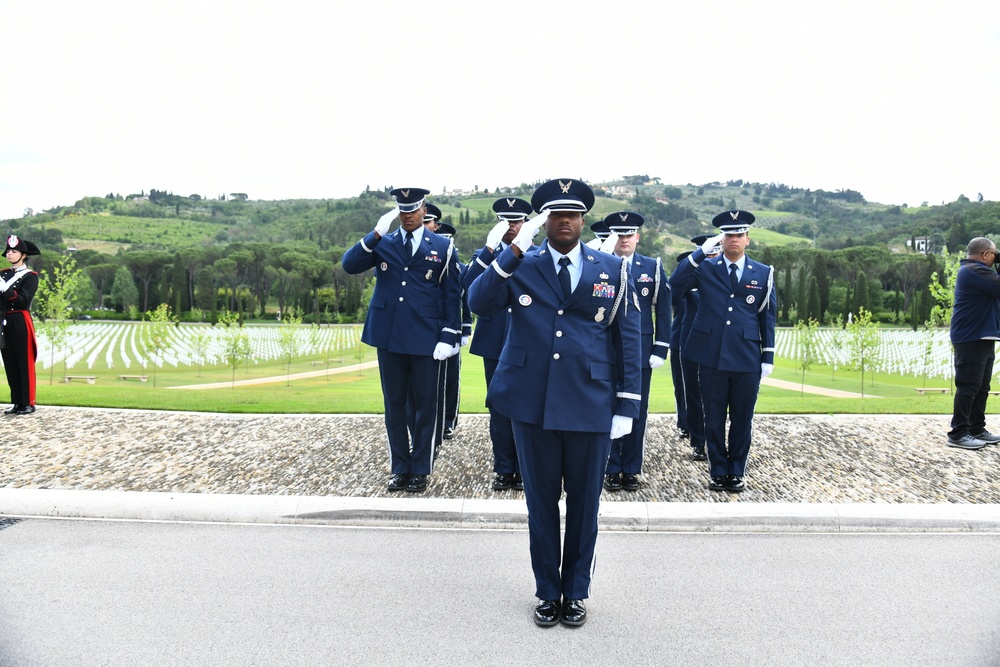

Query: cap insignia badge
left=619, top=213, right=629, bottom=222
left=401, top=189, right=410, bottom=198
left=730, top=211, right=739, bottom=220
left=8, top=235, right=18, bottom=247
left=595, top=307, right=605, bottom=323
left=507, top=198, right=516, bottom=208
left=559, top=180, right=572, bottom=193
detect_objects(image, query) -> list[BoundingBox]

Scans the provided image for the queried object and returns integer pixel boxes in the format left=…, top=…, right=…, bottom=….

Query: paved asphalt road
left=0, top=518, right=998, bottom=666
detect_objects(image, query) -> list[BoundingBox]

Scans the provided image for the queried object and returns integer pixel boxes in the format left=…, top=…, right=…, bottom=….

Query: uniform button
left=556, top=331, right=563, bottom=337
left=507, top=308, right=512, bottom=313
left=404, top=267, right=409, bottom=272
left=557, top=310, right=564, bottom=315
left=553, top=353, right=560, bottom=360
left=399, top=297, right=404, bottom=302
left=401, top=281, right=407, bottom=286
left=726, top=320, right=731, bottom=325
left=728, top=307, right=732, bottom=311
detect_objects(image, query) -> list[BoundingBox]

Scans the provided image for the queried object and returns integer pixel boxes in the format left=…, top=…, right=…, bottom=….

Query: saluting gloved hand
left=461, top=335, right=470, bottom=347
left=599, top=231, right=619, bottom=254
left=374, top=207, right=399, bottom=237
left=760, top=363, right=774, bottom=379
left=511, top=211, right=548, bottom=253
left=700, top=232, right=725, bottom=254
left=433, top=342, right=452, bottom=361
left=485, top=219, right=509, bottom=251
left=648, top=355, right=665, bottom=369
left=610, top=415, right=634, bottom=440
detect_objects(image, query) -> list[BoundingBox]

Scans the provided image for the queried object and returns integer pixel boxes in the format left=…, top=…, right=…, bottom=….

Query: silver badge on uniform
left=746, top=295, right=756, bottom=304
left=425, top=269, right=434, bottom=281
left=380, top=262, right=388, bottom=272
left=599, top=273, right=609, bottom=280
left=641, top=287, right=649, bottom=297
left=518, top=294, right=532, bottom=307
left=751, top=280, right=758, bottom=285
left=595, top=307, right=605, bottom=322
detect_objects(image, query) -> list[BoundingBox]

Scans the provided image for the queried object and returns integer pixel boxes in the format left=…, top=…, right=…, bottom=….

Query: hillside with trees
left=2, top=179, right=994, bottom=329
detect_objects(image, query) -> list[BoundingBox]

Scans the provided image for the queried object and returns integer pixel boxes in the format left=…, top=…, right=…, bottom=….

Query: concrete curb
left=2, top=488, right=999, bottom=532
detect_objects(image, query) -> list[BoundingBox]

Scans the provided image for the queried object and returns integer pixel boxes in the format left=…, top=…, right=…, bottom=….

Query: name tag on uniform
left=592, top=283, right=616, bottom=298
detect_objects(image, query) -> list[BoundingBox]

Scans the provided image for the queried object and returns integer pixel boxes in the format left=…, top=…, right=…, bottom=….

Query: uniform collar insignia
left=559, top=180, right=572, bottom=193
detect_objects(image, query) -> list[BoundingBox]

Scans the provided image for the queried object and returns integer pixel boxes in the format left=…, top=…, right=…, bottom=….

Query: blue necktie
left=558, top=256, right=572, bottom=300
left=729, top=263, right=739, bottom=291
left=404, top=231, right=414, bottom=257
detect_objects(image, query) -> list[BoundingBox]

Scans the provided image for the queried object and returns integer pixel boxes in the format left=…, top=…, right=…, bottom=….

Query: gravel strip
left=1, top=409, right=997, bottom=504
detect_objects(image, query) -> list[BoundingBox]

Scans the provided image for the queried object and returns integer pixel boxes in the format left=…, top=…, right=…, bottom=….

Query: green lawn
left=31, top=349, right=955, bottom=415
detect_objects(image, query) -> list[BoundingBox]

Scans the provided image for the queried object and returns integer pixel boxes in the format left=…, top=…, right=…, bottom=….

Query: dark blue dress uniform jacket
left=630, top=252, right=671, bottom=361
left=464, top=247, right=511, bottom=361
left=669, top=249, right=776, bottom=371
left=342, top=229, right=462, bottom=352
left=467, top=241, right=643, bottom=432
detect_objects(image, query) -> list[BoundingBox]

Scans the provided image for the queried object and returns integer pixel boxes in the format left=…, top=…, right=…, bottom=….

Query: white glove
left=701, top=232, right=725, bottom=254
left=461, top=335, right=470, bottom=347
left=761, top=363, right=774, bottom=379
left=374, top=207, right=398, bottom=236
left=610, top=415, right=634, bottom=440
left=648, top=355, right=665, bottom=369
left=485, top=220, right=509, bottom=250
left=599, top=231, right=619, bottom=254
left=512, top=211, right=548, bottom=253
left=450, top=343, right=461, bottom=358
left=585, top=238, right=602, bottom=249
left=433, top=342, right=452, bottom=360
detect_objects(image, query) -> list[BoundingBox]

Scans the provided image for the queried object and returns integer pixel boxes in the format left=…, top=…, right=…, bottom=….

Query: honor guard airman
left=669, top=211, right=776, bottom=492
left=585, top=219, right=610, bottom=249
left=670, top=251, right=691, bottom=441
left=463, top=197, right=534, bottom=491
left=468, top=179, right=642, bottom=627
left=341, top=187, right=462, bottom=494
left=600, top=212, right=671, bottom=492
left=433, top=220, right=471, bottom=440
left=1, top=235, right=41, bottom=415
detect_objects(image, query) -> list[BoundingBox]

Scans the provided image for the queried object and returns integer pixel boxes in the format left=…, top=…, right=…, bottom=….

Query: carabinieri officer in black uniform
left=1, top=235, right=41, bottom=415
left=468, top=179, right=642, bottom=628
left=669, top=211, right=776, bottom=493
left=601, top=212, right=671, bottom=492
left=342, top=188, right=462, bottom=494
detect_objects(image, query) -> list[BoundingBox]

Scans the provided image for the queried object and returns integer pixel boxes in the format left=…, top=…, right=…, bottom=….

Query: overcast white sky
left=1, top=0, right=998, bottom=220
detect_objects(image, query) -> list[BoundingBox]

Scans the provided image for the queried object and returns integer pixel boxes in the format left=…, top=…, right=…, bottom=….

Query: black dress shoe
left=533, top=599, right=560, bottom=627
left=13, top=405, right=35, bottom=415
left=561, top=599, right=587, bottom=627
left=725, top=475, right=745, bottom=493
left=512, top=472, right=524, bottom=490
left=3, top=405, right=22, bottom=415
left=691, top=448, right=707, bottom=461
left=405, top=474, right=427, bottom=493
left=492, top=473, right=513, bottom=490
left=709, top=476, right=728, bottom=491
left=603, top=473, right=622, bottom=492
left=621, top=473, right=640, bottom=491
left=387, top=474, right=409, bottom=492
left=443, top=427, right=456, bottom=440
left=679, top=429, right=690, bottom=439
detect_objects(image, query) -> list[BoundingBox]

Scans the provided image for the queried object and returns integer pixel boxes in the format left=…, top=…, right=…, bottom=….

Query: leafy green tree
left=34, top=255, right=83, bottom=384
left=189, top=327, right=212, bottom=377
left=807, top=276, right=822, bottom=322
left=793, top=318, right=820, bottom=393
left=854, top=271, right=870, bottom=315
left=124, top=251, right=170, bottom=311
left=277, top=313, right=303, bottom=386
left=110, top=265, right=140, bottom=314
left=142, top=303, right=174, bottom=387
left=219, top=310, right=250, bottom=387
left=847, top=307, right=881, bottom=396
left=928, top=252, right=960, bottom=327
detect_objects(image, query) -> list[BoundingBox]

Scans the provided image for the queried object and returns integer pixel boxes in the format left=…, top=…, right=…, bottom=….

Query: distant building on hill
left=907, top=236, right=930, bottom=254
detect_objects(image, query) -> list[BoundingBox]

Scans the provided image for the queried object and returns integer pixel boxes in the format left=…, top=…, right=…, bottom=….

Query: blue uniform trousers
left=379, top=348, right=441, bottom=475
left=607, top=363, right=651, bottom=474
left=682, top=356, right=706, bottom=452
left=484, top=358, right=518, bottom=474
left=444, top=351, right=460, bottom=431
left=698, top=365, right=760, bottom=477
left=670, top=346, right=687, bottom=432
left=512, top=421, right=610, bottom=601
